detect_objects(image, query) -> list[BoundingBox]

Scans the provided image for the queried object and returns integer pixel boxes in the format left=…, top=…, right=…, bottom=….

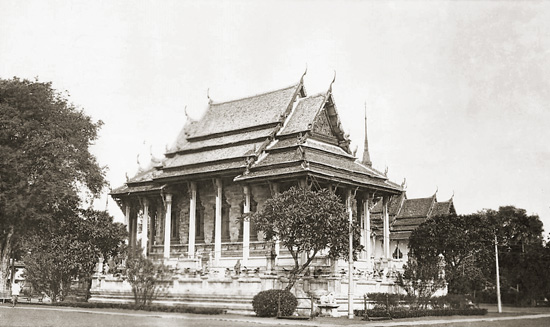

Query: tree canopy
left=0, top=77, right=106, bottom=290
left=407, top=206, right=550, bottom=305
left=252, top=186, right=361, bottom=290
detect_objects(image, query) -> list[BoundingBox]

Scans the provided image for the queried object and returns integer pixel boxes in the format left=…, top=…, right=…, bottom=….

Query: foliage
left=366, top=292, right=405, bottom=311
left=396, top=254, right=446, bottom=301
left=484, top=207, right=550, bottom=305
left=252, top=289, right=298, bottom=317
left=49, top=301, right=225, bottom=314
left=252, top=186, right=361, bottom=290
left=407, top=213, right=493, bottom=295
left=125, top=247, right=171, bottom=305
left=22, top=210, right=126, bottom=302
left=407, top=206, right=550, bottom=306
left=0, top=77, right=105, bottom=291
left=355, top=308, right=487, bottom=319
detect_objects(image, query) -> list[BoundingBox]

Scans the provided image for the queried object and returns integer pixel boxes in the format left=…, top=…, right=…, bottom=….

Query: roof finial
left=184, top=105, right=189, bottom=118
left=451, top=190, right=455, bottom=200
left=435, top=186, right=439, bottom=195
left=401, top=178, right=407, bottom=189
left=362, top=101, right=373, bottom=167
left=301, top=64, right=308, bottom=82
left=384, top=166, right=388, bottom=177
left=207, top=88, right=212, bottom=104
left=328, top=70, right=336, bottom=93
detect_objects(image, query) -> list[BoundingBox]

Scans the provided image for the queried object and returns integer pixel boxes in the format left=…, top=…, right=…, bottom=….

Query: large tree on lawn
left=251, top=186, right=362, bottom=291
left=0, top=78, right=105, bottom=291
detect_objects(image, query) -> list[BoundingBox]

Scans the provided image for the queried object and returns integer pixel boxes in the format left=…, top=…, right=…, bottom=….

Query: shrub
left=252, top=289, right=297, bottom=317
left=125, top=247, right=171, bottom=305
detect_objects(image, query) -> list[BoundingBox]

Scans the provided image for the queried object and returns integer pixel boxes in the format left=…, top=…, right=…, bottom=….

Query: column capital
left=165, top=193, right=172, bottom=203
left=142, top=197, right=149, bottom=206
left=190, top=181, right=197, bottom=192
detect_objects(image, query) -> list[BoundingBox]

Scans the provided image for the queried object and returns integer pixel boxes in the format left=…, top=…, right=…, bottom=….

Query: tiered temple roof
left=370, top=192, right=456, bottom=240
left=112, top=75, right=402, bottom=197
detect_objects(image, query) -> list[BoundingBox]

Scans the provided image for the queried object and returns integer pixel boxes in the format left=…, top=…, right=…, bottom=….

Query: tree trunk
left=0, top=226, right=14, bottom=293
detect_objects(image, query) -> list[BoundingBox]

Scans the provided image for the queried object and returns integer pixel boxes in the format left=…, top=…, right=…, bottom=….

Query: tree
left=22, top=210, right=126, bottom=302
left=483, top=207, right=549, bottom=305
left=125, top=247, right=170, bottom=305
left=251, top=186, right=361, bottom=291
left=407, top=213, right=493, bottom=295
left=0, top=78, right=105, bottom=291
left=396, top=254, right=446, bottom=305
left=408, top=206, right=550, bottom=305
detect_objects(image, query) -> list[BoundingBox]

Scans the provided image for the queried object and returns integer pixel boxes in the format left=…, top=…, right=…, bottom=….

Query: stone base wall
left=90, top=272, right=399, bottom=316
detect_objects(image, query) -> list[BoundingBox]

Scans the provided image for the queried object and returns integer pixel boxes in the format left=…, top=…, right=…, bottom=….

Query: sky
left=1, top=0, right=549, bottom=233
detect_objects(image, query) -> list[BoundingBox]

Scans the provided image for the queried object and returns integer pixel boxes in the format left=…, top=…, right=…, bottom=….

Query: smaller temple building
left=370, top=192, right=456, bottom=271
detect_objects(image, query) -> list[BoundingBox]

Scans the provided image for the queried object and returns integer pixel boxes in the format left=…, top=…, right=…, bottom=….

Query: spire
left=362, top=102, right=372, bottom=167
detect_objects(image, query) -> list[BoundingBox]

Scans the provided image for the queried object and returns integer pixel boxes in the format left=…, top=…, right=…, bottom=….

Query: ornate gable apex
left=310, top=90, right=351, bottom=154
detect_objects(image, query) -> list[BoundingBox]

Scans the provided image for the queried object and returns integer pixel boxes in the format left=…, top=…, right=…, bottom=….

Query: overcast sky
left=1, top=0, right=549, bottom=234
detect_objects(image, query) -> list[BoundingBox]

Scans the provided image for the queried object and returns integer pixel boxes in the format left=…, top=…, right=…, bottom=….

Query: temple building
left=370, top=192, right=456, bottom=270
left=93, top=73, right=449, bottom=314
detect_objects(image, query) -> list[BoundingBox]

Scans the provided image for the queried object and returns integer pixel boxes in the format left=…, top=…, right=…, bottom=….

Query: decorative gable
left=312, top=108, right=339, bottom=143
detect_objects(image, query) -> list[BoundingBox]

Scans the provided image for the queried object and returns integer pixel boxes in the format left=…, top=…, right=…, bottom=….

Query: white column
left=272, top=183, right=280, bottom=266
left=188, top=182, right=197, bottom=258
left=124, top=202, right=131, bottom=244
left=148, top=203, right=155, bottom=253
left=164, top=193, right=172, bottom=260
left=142, top=198, right=149, bottom=256
left=214, top=179, right=222, bottom=266
left=243, top=185, right=251, bottom=265
left=347, top=189, right=354, bottom=319
left=383, top=196, right=390, bottom=259
left=364, top=194, right=372, bottom=270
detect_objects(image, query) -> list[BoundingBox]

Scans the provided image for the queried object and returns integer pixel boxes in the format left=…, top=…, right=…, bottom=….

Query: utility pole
left=348, top=190, right=354, bottom=319
left=495, top=233, right=502, bottom=313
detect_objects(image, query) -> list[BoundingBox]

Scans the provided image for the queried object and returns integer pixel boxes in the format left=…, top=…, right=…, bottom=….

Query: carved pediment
left=312, top=109, right=334, bottom=138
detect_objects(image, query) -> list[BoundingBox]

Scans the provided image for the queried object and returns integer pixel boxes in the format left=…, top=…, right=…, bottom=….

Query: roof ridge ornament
left=401, top=178, right=407, bottom=190
left=207, top=88, right=212, bottom=104
left=184, top=105, right=190, bottom=120
left=300, top=64, right=308, bottom=83
left=450, top=190, right=455, bottom=201
left=328, top=70, right=336, bottom=94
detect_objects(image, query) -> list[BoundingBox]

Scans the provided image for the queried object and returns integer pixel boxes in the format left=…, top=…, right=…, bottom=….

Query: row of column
left=359, top=194, right=391, bottom=266
left=125, top=179, right=254, bottom=266
left=125, top=184, right=391, bottom=266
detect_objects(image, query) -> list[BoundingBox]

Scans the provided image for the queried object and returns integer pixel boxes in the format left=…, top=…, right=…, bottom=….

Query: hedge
left=48, top=301, right=224, bottom=315
left=354, top=308, right=488, bottom=319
